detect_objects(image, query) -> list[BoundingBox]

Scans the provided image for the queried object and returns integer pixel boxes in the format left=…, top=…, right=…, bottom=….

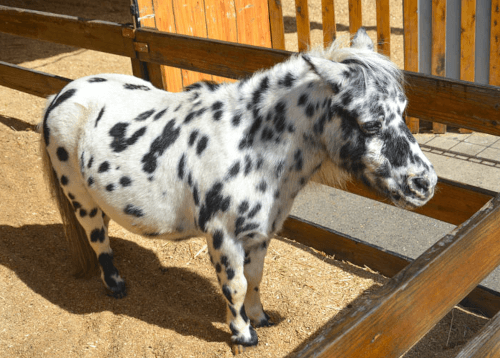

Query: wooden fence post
left=491, top=0, right=500, bottom=86
left=321, top=0, right=336, bottom=48
left=348, top=0, right=362, bottom=36
left=403, top=0, right=420, bottom=133
left=376, top=0, right=391, bottom=57
left=295, top=0, right=311, bottom=51
left=268, top=0, right=286, bottom=50
left=459, top=0, right=476, bottom=134
left=130, top=0, right=166, bottom=89
left=431, top=0, right=447, bottom=134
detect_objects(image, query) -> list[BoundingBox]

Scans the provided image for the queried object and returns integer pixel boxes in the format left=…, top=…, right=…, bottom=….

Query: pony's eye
left=362, top=120, right=382, bottom=134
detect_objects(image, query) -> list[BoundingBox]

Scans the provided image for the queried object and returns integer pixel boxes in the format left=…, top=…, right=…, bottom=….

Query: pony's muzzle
left=408, top=176, right=433, bottom=200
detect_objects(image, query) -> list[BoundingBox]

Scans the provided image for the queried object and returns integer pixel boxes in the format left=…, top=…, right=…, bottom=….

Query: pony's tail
left=38, top=100, right=99, bottom=278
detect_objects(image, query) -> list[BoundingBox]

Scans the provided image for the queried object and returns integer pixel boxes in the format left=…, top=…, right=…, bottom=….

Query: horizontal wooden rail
left=295, top=194, right=500, bottom=357
left=134, top=27, right=290, bottom=80
left=280, top=216, right=500, bottom=318
left=338, top=177, right=497, bottom=226
left=405, top=72, right=500, bottom=135
left=0, top=62, right=71, bottom=97
left=0, top=5, right=136, bottom=58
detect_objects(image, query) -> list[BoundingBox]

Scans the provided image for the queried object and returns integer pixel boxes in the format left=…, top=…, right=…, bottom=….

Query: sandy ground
left=0, top=0, right=491, bottom=357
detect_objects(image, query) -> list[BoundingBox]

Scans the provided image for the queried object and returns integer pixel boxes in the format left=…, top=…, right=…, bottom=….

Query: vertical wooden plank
left=172, top=0, right=212, bottom=88
left=348, top=0, right=362, bottom=36
left=491, top=0, right=500, bottom=86
left=235, top=0, right=272, bottom=47
left=204, top=0, right=237, bottom=83
left=152, top=0, right=184, bottom=91
left=403, top=0, right=420, bottom=133
left=459, top=0, right=476, bottom=133
left=376, top=0, right=390, bottom=57
left=132, top=0, right=165, bottom=89
left=322, top=0, right=336, bottom=48
left=268, top=0, right=286, bottom=50
left=295, top=0, right=311, bottom=51
left=432, top=0, right=447, bottom=134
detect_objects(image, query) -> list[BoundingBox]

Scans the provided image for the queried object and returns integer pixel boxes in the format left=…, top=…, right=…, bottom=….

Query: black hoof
left=254, top=311, right=274, bottom=327
left=232, top=325, right=258, bottom=347
left=107, top=281, right=127, bottom=299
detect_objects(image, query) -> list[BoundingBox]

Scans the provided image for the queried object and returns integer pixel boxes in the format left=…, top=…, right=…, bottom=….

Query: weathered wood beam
left=0, top=5, right=136, bottom=58
left=336, top=177, right=496, bottom=226
left=281, top=215, right=500, bottom=318
left=405, top=72, right=500, bottom=135
left=0, top=62, right=70, bottom=97
left=294, top=195, right=500, bottom=358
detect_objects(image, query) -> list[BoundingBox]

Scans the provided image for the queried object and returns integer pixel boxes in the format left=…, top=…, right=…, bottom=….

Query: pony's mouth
left=388, top=186, right=435, bottom=210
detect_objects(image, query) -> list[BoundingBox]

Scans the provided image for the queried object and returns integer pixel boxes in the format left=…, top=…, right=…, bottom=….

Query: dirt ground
left=0, top=0, right=491, bottom=357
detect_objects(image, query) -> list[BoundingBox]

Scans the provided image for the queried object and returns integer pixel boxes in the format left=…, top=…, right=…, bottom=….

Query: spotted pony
left=39, top=28, right=437, bottom=353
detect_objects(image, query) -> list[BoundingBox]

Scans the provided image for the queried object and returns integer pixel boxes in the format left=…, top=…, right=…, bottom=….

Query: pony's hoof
left=107, top=281, right=127, bottom=299
left=255, top=318, right=274, bottom=328
left=231, top=325, right=258, bottom=354
left=254, top=311, right=274, bottom=327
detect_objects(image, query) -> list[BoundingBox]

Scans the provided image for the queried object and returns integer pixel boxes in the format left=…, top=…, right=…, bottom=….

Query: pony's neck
left=229, top=54, right=334, bottom=183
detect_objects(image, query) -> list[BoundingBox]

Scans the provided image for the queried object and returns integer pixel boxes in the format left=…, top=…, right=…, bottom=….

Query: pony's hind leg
left=51, top=165, right=126, bottom=298
left=82, top=206, right=126, bottom=298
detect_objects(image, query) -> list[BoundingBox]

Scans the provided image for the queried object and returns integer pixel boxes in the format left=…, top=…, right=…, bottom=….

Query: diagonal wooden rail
left=295, top=194, right=500, bottom=357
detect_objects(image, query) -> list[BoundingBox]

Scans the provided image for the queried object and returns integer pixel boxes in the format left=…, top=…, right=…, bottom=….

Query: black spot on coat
left=124, top=83, right=150, bottom=91
left=154, top=108, right=168, bottom=121
left=94, top=107, right=105, bottom=127
left=124, top=204, right=144, bottom=217
left=142, top=119, right=181, bottom=173
left=90, top=228, right=105, bottom=243
left=88, top=77, right=107, bottom=83
left=109, top=123, right=147, bottom=153
left=98, top=161, right=110, bottom=173
left=196, top=136, right=209, bottom=156
left=212, top=230, right=224, bottom=250
left=89, top=208, right=98, bottom=218
left=56, top=147, right=69, bottom=161
left=120, top=176, right=132, bottom=186
left=188, top=130, right=199, bottom=146
left=198, top=182, right=231, bottom=231
left=134, top=109, right=155, bottom=121
left=177, top=154, right=186, bottom=180
left=238, top=201, right=249, bottom=214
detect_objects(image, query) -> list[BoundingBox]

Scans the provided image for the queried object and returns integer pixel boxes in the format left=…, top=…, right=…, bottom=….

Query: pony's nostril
left=412, top=177, right=430, bottom=193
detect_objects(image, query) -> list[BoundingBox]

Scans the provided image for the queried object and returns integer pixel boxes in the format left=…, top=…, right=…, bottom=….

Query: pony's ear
left=351, top=27, right=374, bottom=51
left=302, top=55, right=349, bottom=94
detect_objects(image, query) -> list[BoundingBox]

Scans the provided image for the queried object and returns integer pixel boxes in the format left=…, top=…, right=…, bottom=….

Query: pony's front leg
left=243, top=238, right=274, bottom=327
left=207, top=229, right=258, bottom=354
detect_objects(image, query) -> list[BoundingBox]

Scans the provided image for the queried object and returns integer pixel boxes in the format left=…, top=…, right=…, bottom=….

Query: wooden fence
left=131, top=0, right=500, bottom=134
left=1, top=4, right=500, bottom=357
